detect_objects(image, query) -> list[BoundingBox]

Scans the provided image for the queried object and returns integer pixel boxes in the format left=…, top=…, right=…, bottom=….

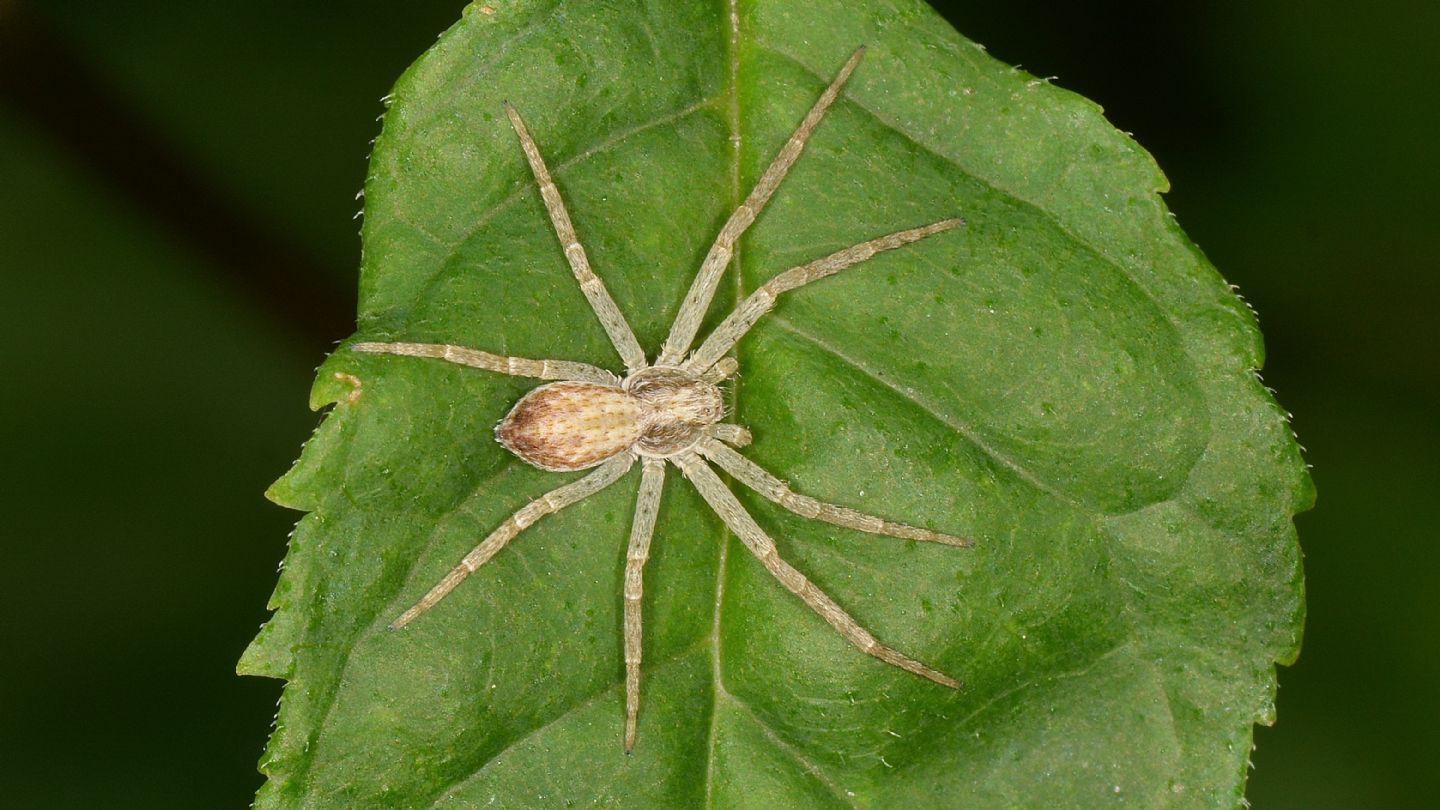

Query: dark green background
left=1, top=1, right=1432, bottom=807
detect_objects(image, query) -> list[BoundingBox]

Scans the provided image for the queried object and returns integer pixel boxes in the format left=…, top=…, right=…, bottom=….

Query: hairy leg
left=673, top=452, right=959, bottom=688
left=696, top=438, right=971, bottom=547
left=352, top=341, right=619, bottom=386
left=623, top=458, right=665, bottom=751
left=705, top=424, right=752, bottom=448
left=505, top=103, right=647, bottom=372
left=390, top=454, right=634, bottom=629
left=682, top=218, right=963, bottom=375
left=657, top=47, right=867, bottom=366
left=698, top=356, right=738, bottom=384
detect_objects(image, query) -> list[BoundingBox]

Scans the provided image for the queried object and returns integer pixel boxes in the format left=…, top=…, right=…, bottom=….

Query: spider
left=353, top=46, right=971, bottom=752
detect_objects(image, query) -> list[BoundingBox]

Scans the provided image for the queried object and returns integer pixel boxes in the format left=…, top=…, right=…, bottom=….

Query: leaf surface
left=241, top=1, right=1310, bottom=806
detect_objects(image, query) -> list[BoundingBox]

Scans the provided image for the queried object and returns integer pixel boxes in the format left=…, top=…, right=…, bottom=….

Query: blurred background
left=1, top=0, right=1433, bottom=807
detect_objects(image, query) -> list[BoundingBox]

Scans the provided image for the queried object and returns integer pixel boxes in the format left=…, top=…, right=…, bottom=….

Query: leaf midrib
left=703, top=1, right=745, bottom=804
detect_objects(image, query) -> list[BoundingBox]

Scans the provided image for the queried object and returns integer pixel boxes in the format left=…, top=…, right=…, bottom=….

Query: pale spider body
left=352, top=47, right=972, bottom=752
left=497, top=367, right=726, bottom=471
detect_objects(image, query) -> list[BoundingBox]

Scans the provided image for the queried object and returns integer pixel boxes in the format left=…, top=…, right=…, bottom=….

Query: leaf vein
left=291, top=459, right=527, bottom=795
left=752, top=42, right=1184, bottom=338
left=723, top=689, right=861, bottom=810
left=424, top=637, right=713, bottom=808
left=768, top=315, right=1083, bottom=508
left=409, top=95, right=723, bottom=331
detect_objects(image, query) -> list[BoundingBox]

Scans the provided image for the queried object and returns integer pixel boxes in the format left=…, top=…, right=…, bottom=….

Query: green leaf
left=240, top=1, right=1310, bottom=806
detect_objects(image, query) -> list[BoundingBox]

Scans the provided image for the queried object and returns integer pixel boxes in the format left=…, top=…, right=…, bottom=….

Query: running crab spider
left=354, top=46, right=971, bottom=752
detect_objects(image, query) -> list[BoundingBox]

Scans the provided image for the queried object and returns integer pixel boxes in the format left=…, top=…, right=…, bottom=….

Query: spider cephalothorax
left=625, top=365, right=727, bottom=457
left=353, top=46, right=972, bottom=752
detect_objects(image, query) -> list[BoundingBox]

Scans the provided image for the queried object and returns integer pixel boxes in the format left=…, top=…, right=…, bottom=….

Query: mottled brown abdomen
left=496, top=382, right=639, bottom=471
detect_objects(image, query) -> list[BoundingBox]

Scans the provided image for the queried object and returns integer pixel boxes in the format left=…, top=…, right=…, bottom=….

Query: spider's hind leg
left=352, top=342, right=619, bottom=386
left=622, top=459, right=665, bottom=751
left=389, top=454, right=634, bottom=630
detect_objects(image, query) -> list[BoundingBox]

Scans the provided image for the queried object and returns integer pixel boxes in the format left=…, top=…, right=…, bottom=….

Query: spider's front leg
left=657, top=48, right=867, bottom=366
left=673, top=452, right=960, bottom=689
left=697, top=438, right=969, bottom=547
left=698, top=356, right=738, bottom=384
left=681, top=218, right=964, bottom=376
left=706, top=424, right=752, bottom=448
left=504, top=103, right=647, bottom=373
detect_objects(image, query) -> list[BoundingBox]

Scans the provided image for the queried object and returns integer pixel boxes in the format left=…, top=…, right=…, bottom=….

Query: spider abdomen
left=496, top=381, right=639, bottom=471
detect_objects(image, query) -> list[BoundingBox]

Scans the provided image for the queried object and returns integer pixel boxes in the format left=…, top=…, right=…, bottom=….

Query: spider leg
left=705, top=424, right=752, bottom=448
left=505, top=103, right=647, bottom=373
left=657, top=47, right=866, bottom=366
left=682, top=218, right=964, bottom=375
left=389, top=454, right=634, bottom=630
left=623, top=458, right=665, bottom=752
left=674, top=452, right=960, bottom=688
left=697, top=438, right=971, bottom=547
left=698, top=356, right=738, bottom=384
left=352, top=342, right=619, bottom=386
